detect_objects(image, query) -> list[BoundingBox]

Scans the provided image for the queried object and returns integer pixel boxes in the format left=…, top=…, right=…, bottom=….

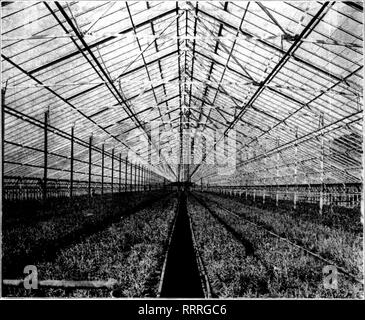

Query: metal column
left=88, top=135, right=93, bottom=204
left=149, top=169, right=151, bottom=191
left=130, top=162, right=133, bottom=192
left=1, top=87, right=5, bottom=204
left=263, top=158, right=267, bottom=204
left=142, top=166, right=145, bottom=191
left=319, top=114, right=324, bottom=215
left=70, top=126, right=74, bottom=199
left=125, top=157, right=128, bottom=193
left=101, top=144, right=104, bottom=197
left=294, top=128, right=298, bottom=210
left=43, top=110, right=49, bottom=203
left=276, top=139, right=280, bottom=207
left=111, top=148, right=114, bottom=197
left=119, top=153, right=122, bottom=194
left=137, top=164, right=140, bottom=192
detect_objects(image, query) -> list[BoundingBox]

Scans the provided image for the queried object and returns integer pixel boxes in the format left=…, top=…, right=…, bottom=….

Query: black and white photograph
left=0, top=0, right=364, bottom=303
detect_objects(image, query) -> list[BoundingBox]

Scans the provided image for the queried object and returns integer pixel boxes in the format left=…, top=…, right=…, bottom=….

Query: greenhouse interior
left=1, top=1, right=364, bottom=298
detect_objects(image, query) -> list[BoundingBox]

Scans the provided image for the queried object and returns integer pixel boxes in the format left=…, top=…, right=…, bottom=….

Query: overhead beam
left=190, top=93, right=264, bottom=134
left=194, top=5, right=343, bottom=83
left=1, top=54, right=139, bottom=158
left=55, top=2, right=176, bottom=180
left=247, top=65, right=363, bottom=148
left=121, top=106, right=180, bottom=135
left=146, top=1, right=172, bottom=124
left=202, top=2, right=249, bottom=131
left=344, top=1, right=363, bottom=11
left=236, top=111, right=361, bottom=168
left=126, top=2, right=172, bottom=127
left=190, top=2, right=333, bottom=180
left=257, top=2, right=287, bottom=35
left=28, top=7, right=177, bottom=75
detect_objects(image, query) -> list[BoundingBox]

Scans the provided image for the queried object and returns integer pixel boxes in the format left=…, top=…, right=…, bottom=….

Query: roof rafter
left=54, top=2, right=176, bottom=179
left=190, top=1, right=333, bottom=180
left=28, top=7, right=177, bottom=75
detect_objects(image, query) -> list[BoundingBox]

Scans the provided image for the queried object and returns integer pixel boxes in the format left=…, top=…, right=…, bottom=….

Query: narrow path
left=160, top=192, right=204, bottom=298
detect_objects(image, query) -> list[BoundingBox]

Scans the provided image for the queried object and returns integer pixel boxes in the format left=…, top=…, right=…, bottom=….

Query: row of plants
left=2, top=191, right=170, bottom=279
left=4, top=195, right=178, bottom=297
left=200, top=192, right=363, bottom=278
left=3, top=191, right=166, bottom=226
left=215, top=191, right=362, bottom=233
left=187, top=196, right=268, bottom=297
left=189, top=195, right=362, bottom=298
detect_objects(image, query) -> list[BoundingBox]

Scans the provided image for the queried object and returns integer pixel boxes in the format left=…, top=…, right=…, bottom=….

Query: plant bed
left=3, top=196, right=178, bottom=298
left=210, top=201, right=363, bottom=298
left=2, top=191, right=171, bottom=279
left=3, top=191, right=167, bottom=226
left=199, top=192, right=363, bottom=279
left=210, top=191, right=362, bottom=233
left=187, top=196, right=269, bottom=297
left=195, top=195, right=363, bottom=298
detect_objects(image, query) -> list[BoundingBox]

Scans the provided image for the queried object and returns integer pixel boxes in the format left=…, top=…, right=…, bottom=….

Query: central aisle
left=160, top=192, right=204, bottom=298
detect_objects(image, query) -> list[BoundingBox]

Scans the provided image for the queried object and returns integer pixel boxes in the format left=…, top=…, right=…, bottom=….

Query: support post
left=111, top=148, right=114, bottom=197
left=142, top=167, right=146, bottom=191
left=137, top=164, right=140, bottom=192
left=319, top=114, right=324, bottom=215
left=88, top=135, right=93, bottom=205
left=119, top=153, right=122, bottom=194
left=294, top=128, right=298, bottom=210
left=134, top=164, right=137, bottom=192
left=276, top=140, right=280, bottom=207
left=43, top=110, right=49, bottom=203
left=1, top=87, right=5, bottom=205
left=101, top=144, right=104, bottom=197
left=130, top=162, right=133, bottom=192
left=70, top=126, right=74, bottom=199
left=142, top=166, right=144, bottom=192
left=361, top=185, right=364, bottom=226
left=141, top=166, right=143, bottom=191
left=125, top=157, right=128, bottom=193
left=263, top=160, right=267, bottom=204
left=140, top=165, right=141, bottom=190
